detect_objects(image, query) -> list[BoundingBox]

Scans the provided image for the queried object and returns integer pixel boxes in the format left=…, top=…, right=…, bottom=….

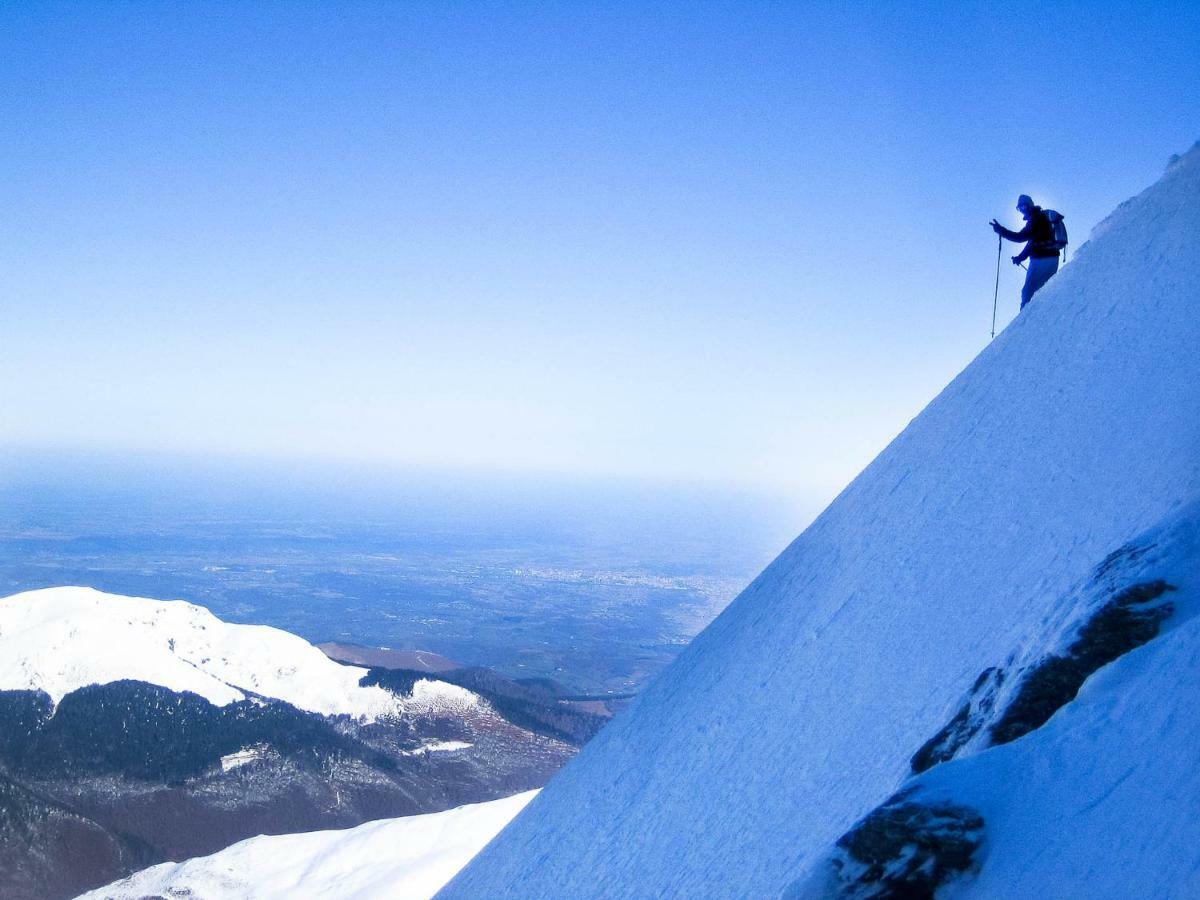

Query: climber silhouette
left=990, top=195, right=1065, bottom=309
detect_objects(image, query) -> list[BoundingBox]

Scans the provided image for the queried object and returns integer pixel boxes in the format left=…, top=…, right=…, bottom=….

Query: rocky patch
left=822, top=788, right=984, bottom=900
left=990, top=579, right=1174, bottom=745
left=911, top=537, right=1176, bottom=774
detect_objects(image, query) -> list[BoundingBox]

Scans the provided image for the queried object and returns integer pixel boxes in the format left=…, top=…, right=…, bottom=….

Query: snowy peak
left=441, top=145, right=1200, bottom=899
left=82, top=791, right=538, bottom=900
left=0, top=586, right=402, bottom=719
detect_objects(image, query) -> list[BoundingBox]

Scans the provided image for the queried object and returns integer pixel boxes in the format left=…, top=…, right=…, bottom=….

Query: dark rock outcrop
left=989, top=579, right=1174, bottom=745
left=911, top=536, right=1177, bottom=776
left=826, top=788, right=984, bottom=900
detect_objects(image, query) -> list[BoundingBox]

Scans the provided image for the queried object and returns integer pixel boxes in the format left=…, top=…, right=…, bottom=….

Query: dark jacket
left=998, top=206, right=1059, bottom=262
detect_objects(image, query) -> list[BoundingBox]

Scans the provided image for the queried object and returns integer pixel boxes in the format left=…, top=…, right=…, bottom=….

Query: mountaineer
left=990, top=195, right=1067, bottom=309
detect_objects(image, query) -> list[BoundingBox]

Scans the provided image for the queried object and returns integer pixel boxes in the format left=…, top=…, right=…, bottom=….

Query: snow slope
left=80, top=791, right=536, bottom=900
left=0, top=586, right=475, bottom=719
left=441, top=144, right=1200, bottom=899
left=783, top=501, right=1200, bottom=898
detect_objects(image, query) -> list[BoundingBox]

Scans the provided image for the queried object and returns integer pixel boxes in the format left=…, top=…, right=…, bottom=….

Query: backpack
left=1043, top=209, right=1068, bottom=252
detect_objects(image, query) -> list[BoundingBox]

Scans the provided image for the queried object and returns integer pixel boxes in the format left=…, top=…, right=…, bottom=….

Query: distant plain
left=0, top=450, right=804, bottom=693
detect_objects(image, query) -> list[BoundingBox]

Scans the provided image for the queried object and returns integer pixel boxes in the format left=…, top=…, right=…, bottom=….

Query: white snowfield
left=440, top=144, right=1200, bottom=900
left=79, top=791, right=537, bottom=900
left=0, top=586, right=472, bottom=720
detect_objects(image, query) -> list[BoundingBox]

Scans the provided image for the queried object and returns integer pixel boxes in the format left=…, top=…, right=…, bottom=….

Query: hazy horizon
left=1, top=445, right=807, bottom=692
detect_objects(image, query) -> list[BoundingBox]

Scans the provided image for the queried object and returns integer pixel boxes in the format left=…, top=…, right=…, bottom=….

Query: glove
left=990, top=220, right=1003, bottom=234
left=1011, top=256, right=1023, bottom=265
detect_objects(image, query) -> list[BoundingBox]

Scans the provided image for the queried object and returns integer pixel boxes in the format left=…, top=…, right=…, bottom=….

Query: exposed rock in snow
left=0, top=586, right=398, bottom=720
left=788, top=503, right=1199, bottom=898
left=910, top=530, right=1180, bottom=773
left=440, top=143, right=1200, bottom=899
left=802, top=787, right=985, bottom=900
left=80, top=791, right=536, bottom=900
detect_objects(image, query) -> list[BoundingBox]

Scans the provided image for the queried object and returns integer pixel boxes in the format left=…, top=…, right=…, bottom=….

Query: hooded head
left=1016, top=194, right=1035, bottom=218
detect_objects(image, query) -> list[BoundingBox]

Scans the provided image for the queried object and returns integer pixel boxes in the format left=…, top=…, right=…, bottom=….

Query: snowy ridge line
left=79, top=790, right=538, bottom=900
left=440, top=143, right=1200, bottom=899
left=0, top=586, right=408, bottom=720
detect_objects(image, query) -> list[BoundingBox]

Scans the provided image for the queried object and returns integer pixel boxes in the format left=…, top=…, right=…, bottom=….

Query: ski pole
left=991, top=234, right=1001, bottom=339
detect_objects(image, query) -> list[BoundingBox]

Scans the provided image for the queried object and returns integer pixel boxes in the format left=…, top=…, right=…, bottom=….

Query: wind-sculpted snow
left=81, top=791, right=536, bottom=900
left=442, top=143, right=1200, bottom=899
left=0, top=586, right=399, bottom=720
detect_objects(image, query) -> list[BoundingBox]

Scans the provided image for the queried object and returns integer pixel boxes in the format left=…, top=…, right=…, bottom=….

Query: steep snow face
left=442, top=144, right=1200, bottom=900
left=0, top=586, right=404, bottom=719
left=80, top=791, right=536, bottom=900
left=784, top=502, right=1199, bottom=899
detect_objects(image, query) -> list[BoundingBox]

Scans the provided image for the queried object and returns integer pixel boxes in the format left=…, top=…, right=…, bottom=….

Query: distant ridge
left=0, top=587, right=576, bottom=898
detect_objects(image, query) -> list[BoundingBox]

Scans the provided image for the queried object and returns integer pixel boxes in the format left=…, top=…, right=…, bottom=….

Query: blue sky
left=2, top=1, right=1197, bottom=505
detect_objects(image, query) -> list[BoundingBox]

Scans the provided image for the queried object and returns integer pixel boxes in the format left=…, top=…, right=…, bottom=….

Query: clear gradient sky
left=2, top=2, right=1197, bottom=505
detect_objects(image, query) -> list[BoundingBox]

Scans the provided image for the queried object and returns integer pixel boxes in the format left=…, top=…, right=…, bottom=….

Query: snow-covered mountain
left=0, top=587, right=587, bottom=900
left=439, top=145, right=1200, bottom=899
left=0, top=586, right=443, bottom=717
left=81, top=791, right=536, bottom=900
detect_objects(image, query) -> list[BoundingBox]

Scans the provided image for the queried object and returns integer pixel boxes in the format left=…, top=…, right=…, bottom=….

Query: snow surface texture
left=442, top=143, right=1200, bottom=900
left=0, top=586, right=474, bottom=720
left=80, top=791, right=536, bottom=900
